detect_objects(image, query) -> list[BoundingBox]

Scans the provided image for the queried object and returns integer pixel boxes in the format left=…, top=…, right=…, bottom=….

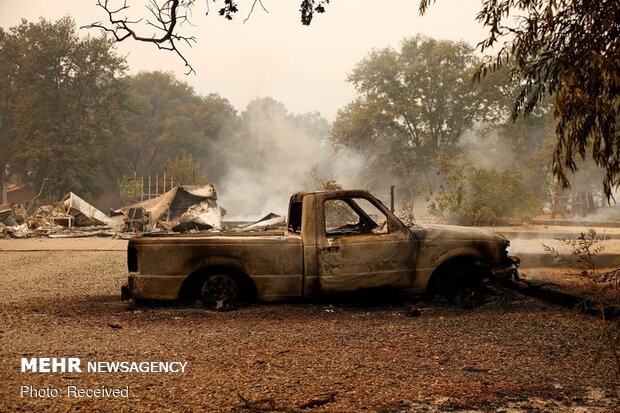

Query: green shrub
left=118, top=175, right=143, bottom=205
left=428, top=166, right=541, bottom=225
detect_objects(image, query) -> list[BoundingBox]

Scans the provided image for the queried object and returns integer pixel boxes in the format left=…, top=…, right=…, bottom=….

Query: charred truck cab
left=122, top=190, right=518, bottom=309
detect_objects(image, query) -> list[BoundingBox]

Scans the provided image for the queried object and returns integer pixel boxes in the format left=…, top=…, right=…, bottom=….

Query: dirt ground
left=1, top=246, right=619, bottom=412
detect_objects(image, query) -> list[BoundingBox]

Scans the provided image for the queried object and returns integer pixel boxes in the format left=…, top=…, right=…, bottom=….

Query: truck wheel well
left=426, top=256, right=491, bottom=295
left=178, top=266, right=257, bottom=304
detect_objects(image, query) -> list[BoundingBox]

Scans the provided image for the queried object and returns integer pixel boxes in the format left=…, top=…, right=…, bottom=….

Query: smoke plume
left=212, top=98, right=368, bottom=220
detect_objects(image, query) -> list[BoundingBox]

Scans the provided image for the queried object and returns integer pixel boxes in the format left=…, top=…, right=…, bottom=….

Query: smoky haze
left=212, top=98, right=370, bottom=221
left=459, top=127, right=517, bottom=171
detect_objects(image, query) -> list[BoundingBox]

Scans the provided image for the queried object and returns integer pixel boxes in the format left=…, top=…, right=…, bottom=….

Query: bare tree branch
left=83, top=0, right=197, bottom=75
left=83, top=1, right=330, bottom=74
left=243, top=0, right=269, bottom=24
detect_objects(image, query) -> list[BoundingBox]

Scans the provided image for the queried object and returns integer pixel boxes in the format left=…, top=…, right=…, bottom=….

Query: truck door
left=316, top=195, right=414, bottom=293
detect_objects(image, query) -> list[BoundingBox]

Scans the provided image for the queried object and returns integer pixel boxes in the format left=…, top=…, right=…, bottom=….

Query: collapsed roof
left=62, top=192, right=119, bottom=228
left=114, top=184, right=224, bottom=231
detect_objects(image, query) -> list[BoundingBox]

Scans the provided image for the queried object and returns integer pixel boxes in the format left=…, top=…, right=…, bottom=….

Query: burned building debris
left=0, top=184, right=226, bottom=239
left=241, top=213, right=285, bottom=231
left=113, top=184, right=224, bottom=232
left=0, top=206, right=20, bottom=227
left=62, top=192, right=123, bottom=229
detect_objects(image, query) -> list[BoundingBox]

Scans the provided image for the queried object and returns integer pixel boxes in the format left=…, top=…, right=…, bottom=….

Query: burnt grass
left=0, top=251, right=618, bottom=412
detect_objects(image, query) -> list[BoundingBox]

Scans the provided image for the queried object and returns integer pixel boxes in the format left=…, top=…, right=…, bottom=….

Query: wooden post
left=163, top=171, right=166, bottom=193
left=156, top=173, right=159, bottom=196
left=390, top=185, right=395, bottom=213
left=148, top=174, right=152, bottom=199
left=141, top=176, right=144, bottom=201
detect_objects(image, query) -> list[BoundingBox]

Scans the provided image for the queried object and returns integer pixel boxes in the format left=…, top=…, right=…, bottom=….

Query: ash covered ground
left=0, top=243, right=618, bottom=412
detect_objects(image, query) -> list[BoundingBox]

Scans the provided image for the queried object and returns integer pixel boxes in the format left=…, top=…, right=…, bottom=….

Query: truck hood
left=410, top=224, right=507, bottom=243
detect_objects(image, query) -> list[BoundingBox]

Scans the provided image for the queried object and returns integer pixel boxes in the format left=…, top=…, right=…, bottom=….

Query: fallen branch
left=237, top=392, right=283, bottom=412
left=237, top=390, right=338, bottom=412
left=298, top=391, right=337, bottom=409
left=502, top=279, right=620, bottom=319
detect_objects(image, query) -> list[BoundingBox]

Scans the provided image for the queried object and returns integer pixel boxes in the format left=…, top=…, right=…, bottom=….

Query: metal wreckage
left=0, top=184, right=230, bottom=239
left=121, top=189, right=520, bottom=310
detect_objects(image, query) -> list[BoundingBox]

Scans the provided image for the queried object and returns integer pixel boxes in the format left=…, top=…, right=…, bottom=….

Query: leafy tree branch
left=421, top=0, right=620, bottom=200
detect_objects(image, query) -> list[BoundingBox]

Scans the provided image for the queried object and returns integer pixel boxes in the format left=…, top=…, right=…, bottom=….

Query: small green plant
left=118, top=174, right=143, bottom=205
left=542, top=229, right=620, bottom=379
left=166, top=153, right=208, bottom=186
left=542, top=229, right=611, bottom=279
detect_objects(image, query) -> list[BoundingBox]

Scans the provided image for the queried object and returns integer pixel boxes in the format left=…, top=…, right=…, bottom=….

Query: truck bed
left=138, top=228, right=289, bottom=238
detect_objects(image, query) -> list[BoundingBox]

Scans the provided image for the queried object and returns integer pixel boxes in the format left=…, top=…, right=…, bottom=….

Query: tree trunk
left=1, top=181, right=7, bottom=205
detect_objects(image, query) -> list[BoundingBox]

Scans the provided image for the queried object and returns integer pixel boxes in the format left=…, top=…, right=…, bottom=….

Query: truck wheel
left=200, top=274, right=239, bottom=311
left=444, top=268, right=486, bottom=309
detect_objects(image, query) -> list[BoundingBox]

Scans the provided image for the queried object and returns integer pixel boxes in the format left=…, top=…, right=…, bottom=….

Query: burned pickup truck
left=122, top=190, right=518, bottom=309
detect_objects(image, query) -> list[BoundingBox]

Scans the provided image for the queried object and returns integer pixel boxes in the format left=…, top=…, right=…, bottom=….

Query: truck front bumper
left=490, top=256, right=520, bottom=280
left=121, top=274, right=187, bottom=301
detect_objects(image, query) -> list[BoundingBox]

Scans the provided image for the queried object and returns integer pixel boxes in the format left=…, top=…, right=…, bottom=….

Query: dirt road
left=0, top=245, right=618, bottom=412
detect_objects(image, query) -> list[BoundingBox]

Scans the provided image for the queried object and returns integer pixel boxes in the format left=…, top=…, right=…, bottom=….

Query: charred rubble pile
left=0, top=184, right=231, bottom=239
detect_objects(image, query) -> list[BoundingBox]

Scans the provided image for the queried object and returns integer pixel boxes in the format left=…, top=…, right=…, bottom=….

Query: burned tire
left=200, top=274, right=239, bottom=311
left=444, top=267, right=486, bottom=309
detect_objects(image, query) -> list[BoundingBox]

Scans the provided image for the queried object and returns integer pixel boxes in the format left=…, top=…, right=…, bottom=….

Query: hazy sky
left=0, top=0, right=486, bottom=120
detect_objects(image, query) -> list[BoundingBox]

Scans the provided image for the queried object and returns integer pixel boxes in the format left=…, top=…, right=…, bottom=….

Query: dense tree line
left=87, top=0, right=619, bottom=202
left=331, top=35, right=562, bottom=224
left=0, top=17, right=127, bottom=201
left=0, top=18, right=333, bottom=207
left=1, top=17, right=605, bottom=223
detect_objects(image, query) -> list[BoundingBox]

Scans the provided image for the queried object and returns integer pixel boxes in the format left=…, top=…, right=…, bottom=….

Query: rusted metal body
left=122, top=190, right=518, bottom=304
